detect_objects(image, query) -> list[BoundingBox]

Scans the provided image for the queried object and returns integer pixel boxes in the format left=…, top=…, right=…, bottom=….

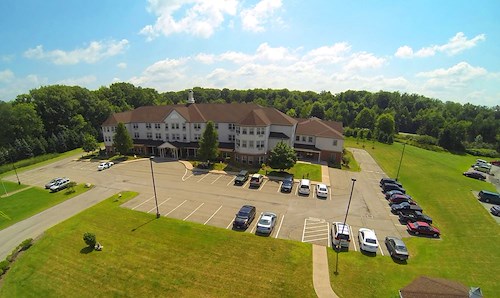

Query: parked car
left=490, top=205, right=500, bottom=216
left=391, top=202, right=422, bottom=213
left=298, top=179, right=311, bottom=196
left=490, top=160, right=500, bottom=166
left=280, top=176, right=294, bottom=193
left=385, top=236, right=409, bottom=261
left=473, top=164, right=491, bottom=174
left=406, top=221, right=440, bottom=237
left=45, top=178, right=63, bottom=189
left=234, top=170, right=249, bottom=185
left=256, top=212, right=277, bottom=235
left=385, top=189, right=406, bottom=200
left=474, top=159, right=492, bottom=169
left=382, top=183, right=406, bottom=194
left=315, top=183, right=328, bottom=199
left=233, top=205, right=256, bottom=230
left=379, top=178, right=402, bottom=188
left=463, top=171, right=486, bottom=180
left=331, top=222, right=351, bottom=249
left=398, top=211, right=433, bottom=224
left=358, top=228, right=379, bottom=253
left=49, top=178, right=70, bottom=192
left=478, top=190, right=500, bottom=205
left=249, top=174, right=264, bottom=188
left=388, top=194, right=415, bottom=205
left=105, top=161, right=114, bottom=168
left=98, top=162, right=110, bottom=171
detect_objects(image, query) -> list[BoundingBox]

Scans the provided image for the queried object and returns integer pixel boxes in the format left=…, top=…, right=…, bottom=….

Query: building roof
left=102, top=103, right=297, bottom=127
left=296, top=117, right=343, bottom=139
left=400, top=276, right=469, bottom=298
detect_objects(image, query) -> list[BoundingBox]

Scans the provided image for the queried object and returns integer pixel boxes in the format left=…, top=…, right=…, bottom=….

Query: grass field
left=0, top=192, right=315, bottom=297
left=0, top=180, right=27, bottom=195
left=329, top=139, right=500, bottom=297
left=0, top=184, right=89, bottom=230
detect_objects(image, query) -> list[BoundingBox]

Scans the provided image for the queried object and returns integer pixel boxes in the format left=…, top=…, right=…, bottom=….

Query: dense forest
left=0, top=83, right=498, bottom=165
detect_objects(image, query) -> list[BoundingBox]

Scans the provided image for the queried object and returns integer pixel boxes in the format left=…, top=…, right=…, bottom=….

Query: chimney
left=187, top=89, right=195, bottom=104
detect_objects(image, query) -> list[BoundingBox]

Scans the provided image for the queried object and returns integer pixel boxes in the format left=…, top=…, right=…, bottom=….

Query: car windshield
left=259, top=219, right=270, bottom=225
left=251, top=177, right=259, bottom=181
left=366, top=239, right=377, bottom=244
left=396, top=245, right=407, bottom=252
left=319, top=187, right=327, bottom=191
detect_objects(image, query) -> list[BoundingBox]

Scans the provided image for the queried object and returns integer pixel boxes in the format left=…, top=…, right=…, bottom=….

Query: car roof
left=238, top=170, right=248, bottom=174
left=317, top=183, right=327, bottom=188
left=333, top=222, right=350, bottom=233
left=261, top=212, right=276, bottom=219
left=251, top=173, right=261, bottom=178
left=240, top=205, right=255, bottom=212
left=359, top=228, right=376, bottom=237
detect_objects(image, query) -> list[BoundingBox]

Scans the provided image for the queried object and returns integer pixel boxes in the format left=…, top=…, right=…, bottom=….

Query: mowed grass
left=0, top=180, right=27, bottom=194
left=0, top=192, right=315, bottom=297
left=0, top=184, right=88, bottom=230
left=331, top=139, right=500, bottom=297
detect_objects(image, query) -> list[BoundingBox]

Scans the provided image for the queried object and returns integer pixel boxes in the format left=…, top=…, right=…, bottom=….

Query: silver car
left=384, top=236, right=409, bottom=261
left=45, top=178, right=63, bottom=189
left=256, top=212, right=277, bottom=235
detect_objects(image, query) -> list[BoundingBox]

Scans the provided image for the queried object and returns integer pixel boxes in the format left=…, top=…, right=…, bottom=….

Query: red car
left=407, top=221, right=440, bottom=238
left=388, top=194, right=415, bottom=205
left=491, top=160, right=500, bottom=166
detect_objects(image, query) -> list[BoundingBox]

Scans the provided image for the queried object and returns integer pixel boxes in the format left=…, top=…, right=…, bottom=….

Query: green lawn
left=0, top=192, right=315, bottom=297
left=0, top=184, right=89, bottom=230
left=0, top=180, right=27, bottom=195
left=341, top=148, right=360, bottom=172
left=330, top=139, right=499, bottom=297
left=259, top=163, right=322, bottom=181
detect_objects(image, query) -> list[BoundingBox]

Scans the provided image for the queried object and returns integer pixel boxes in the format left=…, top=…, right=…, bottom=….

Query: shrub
left=0, top=260, right=10, bottom=271
left=20, top=238, right=33, bottom=251
left=465, top=148, right=499, bottom=158
left=83, top=232, right=96, bottom=247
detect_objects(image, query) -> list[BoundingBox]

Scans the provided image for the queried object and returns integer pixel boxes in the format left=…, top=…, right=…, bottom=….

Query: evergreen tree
left=113, top=122, right=133, bottom=155
left=197, top=121, right=219, bottom=161
left=267, top=141, right=297, bottom=171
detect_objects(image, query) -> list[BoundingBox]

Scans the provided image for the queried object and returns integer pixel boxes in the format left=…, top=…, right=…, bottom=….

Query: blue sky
left=1, top=0, right=499, bottom=106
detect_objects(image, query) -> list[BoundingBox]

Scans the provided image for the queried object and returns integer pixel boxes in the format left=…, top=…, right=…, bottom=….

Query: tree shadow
left=131, top=217, right=157, bottom=232
left=80, top=246, right=94, bottom=254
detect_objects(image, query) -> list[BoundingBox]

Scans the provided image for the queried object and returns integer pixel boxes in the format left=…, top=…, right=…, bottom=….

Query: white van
left=298, top=179, right=311, bottom=195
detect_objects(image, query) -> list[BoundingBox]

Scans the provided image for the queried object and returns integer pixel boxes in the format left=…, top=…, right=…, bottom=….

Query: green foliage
left=0, top=260, right=9, bottom=271
left=82, top=133, right=99, bottom=153
left=355, top=107, right=376, bottom=129
left=438, top=120, right=469, bottom=152
left=465, top=148, right=499, bottom=158
left=66, top=181, right=77, bottom=193
left=267, top=141, right=297, bottom=171
left=197, top=121, right=219, bottom=161
left=113, top=123, right=133, bottom=155
left=83, top=232, right=96, bottom=247
left=376, top=113, right=395, bottom=139
left=20, top=238, right=33, bottom=251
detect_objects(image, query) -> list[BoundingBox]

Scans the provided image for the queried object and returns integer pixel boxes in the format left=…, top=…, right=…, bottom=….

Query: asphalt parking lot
left=5, top=149, right=413, bottom=255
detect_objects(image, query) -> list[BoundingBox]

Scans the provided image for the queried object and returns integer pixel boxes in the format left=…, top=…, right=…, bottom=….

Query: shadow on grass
left=391, top=257, right=408, bottom=265
left=359, top=250, right=377, bottom=257
left=131, top=217, right=158, bottom=232
left=80, top=246, right=94, bottom=254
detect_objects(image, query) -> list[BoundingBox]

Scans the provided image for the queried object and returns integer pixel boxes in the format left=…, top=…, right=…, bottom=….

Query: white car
left=256, top=212, right=277, bottom=235
left=97, top=161, right=114, bottom=171
left=50, top=178, right=70, bottom=192
left=358, top=228, right=379, bottom=253
left=315, top=183, right=328, bottom=198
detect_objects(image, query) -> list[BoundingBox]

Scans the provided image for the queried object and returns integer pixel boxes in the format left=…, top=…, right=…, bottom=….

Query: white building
left=102, top=93, right=343, bottom=164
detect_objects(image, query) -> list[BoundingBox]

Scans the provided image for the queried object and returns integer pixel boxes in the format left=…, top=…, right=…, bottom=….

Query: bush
left=20, top=238, right=33, bottom=251
left=83, top=232, right=96, bottom=247
left=0, top=260, right=10, bottom=271
left=465, top=148, right=499, bottom=158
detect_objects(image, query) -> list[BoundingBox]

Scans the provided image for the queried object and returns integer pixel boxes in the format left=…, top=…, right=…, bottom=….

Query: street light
left=334, top=177, right=356, bottom=275
left=149, top=156, right=160, bottom=219
left=8, top=153, right=20, bottom=185
left=395, top=143, right=406, bottom=181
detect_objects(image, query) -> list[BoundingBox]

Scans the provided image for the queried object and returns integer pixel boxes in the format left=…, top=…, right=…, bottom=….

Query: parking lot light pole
left=150, top=156, right=160, bottom=219
left=334, top=178, right=356, bottom=275
left=395, top=143, right=406, bottom=181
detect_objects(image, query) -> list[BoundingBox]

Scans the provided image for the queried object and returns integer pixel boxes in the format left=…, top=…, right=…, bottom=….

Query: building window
left=175, top=123, right=179, bottom=129
left=308, top=136, right=313, bottom=143
left=183, top=134, right=186, bottom=141
left=134, top=132, right=139, bottom=138
left=257, top=127, right=265, bottom=135
left=249, top=128, right=254, bottom=135
left=235, top=155, right=239, bottom=162
left=235, top=126, right=240, bottom=134
left=106, top=127, right=110, bottom=132
left=302, top=136, right=306, bottom=142
left=242, top=140, right=247, bottom=148
left=228, top=135, right=235, bottom=142
left=176, top=134, right=180, bottom=140
left=165, top=125, right=169, bottom=131
left=133, top=123, right=138, bottom=129
left=242, top=156, right=247, bottom=163
left=215, top=123, right=218, bottom=129
left=333, top=140, right=338, bottom=146
left=194, top=123, right=201, bottom=130
left=295, top=135, right=300, bottom=141
left=242, top=128, right=247, bottom=135
left=249, top=141, right=254, bottom=148
left=257, top=141, right=264, bottom=150
left=146, top=132, right=152, bottom=139
left=166, top=134, right=169, bottom=140
left=258, top=156, right=265, bottom=164
left=155, top=123, right=161, bottom=129
left=182, top=123, right=186, bottom=130
left=229, top=123, right=235, bottom=130
left=195, top=134, right=201, bottom=141
left=235, top=139, right=240, bottom=148
left=155, top=133, right=162, bottom=139
left=146, top=123, right=152, bottom=129
left=248, top=158, right=253, bottom=165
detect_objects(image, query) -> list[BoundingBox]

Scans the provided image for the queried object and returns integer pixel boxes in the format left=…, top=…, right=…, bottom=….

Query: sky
left=1, top=0, right=499, bottom=106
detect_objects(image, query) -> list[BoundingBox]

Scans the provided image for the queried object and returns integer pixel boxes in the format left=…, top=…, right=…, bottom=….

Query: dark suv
left=478, top=190, right=500, bottom=204
left=234, top=170, right=249, bottom=185
left=280, top=176, right=294, bottom=193
left=233, top=205, right=256, bottom=230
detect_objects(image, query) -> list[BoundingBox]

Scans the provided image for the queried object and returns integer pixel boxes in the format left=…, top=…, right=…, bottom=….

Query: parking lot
left=4, top=149, right=409, bottom=255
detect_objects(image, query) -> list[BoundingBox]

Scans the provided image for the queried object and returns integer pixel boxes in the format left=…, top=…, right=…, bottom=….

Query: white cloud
left=129, top=57, right=191, bottom=86
left=24, top=39, right=129, bottom=65
left=56, top=75, right=97, bottom=86
left=344, top=52, right=386, bottom=71
left=416, top=61, right=487, bottom=86
left=394, top=32, right=485, bottom=58
left=0, top=73, right=48, bottom=101
left=195, top=53, right=215, bottom=64
left=140, top=0, right=238, bottom=39
left=0, top=69, right=14, bottom=83
left=117, top=62, right=127, bottom=69
left=303, top=42, right=351, bottom=64
left=240, top=0, right=282, bottom=32
left=1, top=55, right=15, bottom=63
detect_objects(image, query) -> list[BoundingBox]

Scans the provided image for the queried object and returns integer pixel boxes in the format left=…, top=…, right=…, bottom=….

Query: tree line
left=0, top=83, right=498, bottom=165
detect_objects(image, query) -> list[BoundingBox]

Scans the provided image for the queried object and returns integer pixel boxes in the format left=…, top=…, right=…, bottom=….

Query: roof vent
left=187, top=89, right=195, bottom=104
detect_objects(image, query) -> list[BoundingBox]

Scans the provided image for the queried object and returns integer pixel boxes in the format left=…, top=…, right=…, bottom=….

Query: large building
left=101, top=91, right=343, bottom=164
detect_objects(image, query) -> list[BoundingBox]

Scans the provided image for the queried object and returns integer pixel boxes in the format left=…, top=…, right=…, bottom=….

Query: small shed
left=399, top=276, right=482, bottom=298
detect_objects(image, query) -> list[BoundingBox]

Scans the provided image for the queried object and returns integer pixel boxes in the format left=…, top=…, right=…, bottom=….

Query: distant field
left=0, top=192, right=315, bottom=297
left=0, top=184, right=89, bottom=230
left=331, top=139, right=499, bottom=297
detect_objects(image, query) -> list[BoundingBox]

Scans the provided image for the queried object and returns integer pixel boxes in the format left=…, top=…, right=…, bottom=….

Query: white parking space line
left=277, top=182, right=282, bottom=193
left=249, top=217, right=259, bottom=233
left=327, top=222, right=331, bottom=247
left=181, top=169, right=189, bottom=181
left=204, top=205, right=223, bottom=225
left=226, top=219, right=234, bottom=229
left=210, top=175, right=223, bottom=184
left=148, top=198, right=171, bottom=213
left=275, top=215, right=285, bottom=239
left=301, top=218, right=307, bottom=242
left=350, top=229, right=358, bottom=252
left=329, top=189, right=332, bottom=201
left=165, top=200, right=187, bottom=216
left=259, top=180, right=268, bottom=190
left=226, top=177, right=235, bottom=186
left=295, top=186, right=299, bottom=196
left=132, top=196, right=155, bottom=210
left=197, top=174, right=210, bottom=182
left=243, top=180, right=250, bottom=188
left=183, top=203, right=205, bottom=221
left=378, top=237, right=385, bottom=256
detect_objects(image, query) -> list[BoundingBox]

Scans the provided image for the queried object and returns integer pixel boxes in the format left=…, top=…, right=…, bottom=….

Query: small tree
left=198, top=121, right=219, bottom=162
left=113, top=122, right=133, bottom=155
left=82, top=133, right=99, bottom=154
left=267, top=141, right=297, bottom=171
left=66, top=181, right=77, bottom=193
left=83, top=232, right=96, bottom=248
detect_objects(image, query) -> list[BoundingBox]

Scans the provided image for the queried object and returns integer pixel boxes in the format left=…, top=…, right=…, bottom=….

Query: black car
left=233, top=205, right=256, bottom=230
left=398, top=211, right=433, bottom=224
left=391, top=202, right=422, bottom=214
left=490, top=206, right=500, bottom=216
left=463, top=171, right=486, bottom=180
left=380, top=178, right=402, bottom=188
left=385, top=190, right=405, bottom=200
left=234, top=170, right=249, bottom=185
left=280, top=176, right=294, bottom=193
left=383, top=183, right=406, bottom=194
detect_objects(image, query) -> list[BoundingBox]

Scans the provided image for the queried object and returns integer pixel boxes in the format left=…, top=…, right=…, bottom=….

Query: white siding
left=315, top=137, right=343, bottom=152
